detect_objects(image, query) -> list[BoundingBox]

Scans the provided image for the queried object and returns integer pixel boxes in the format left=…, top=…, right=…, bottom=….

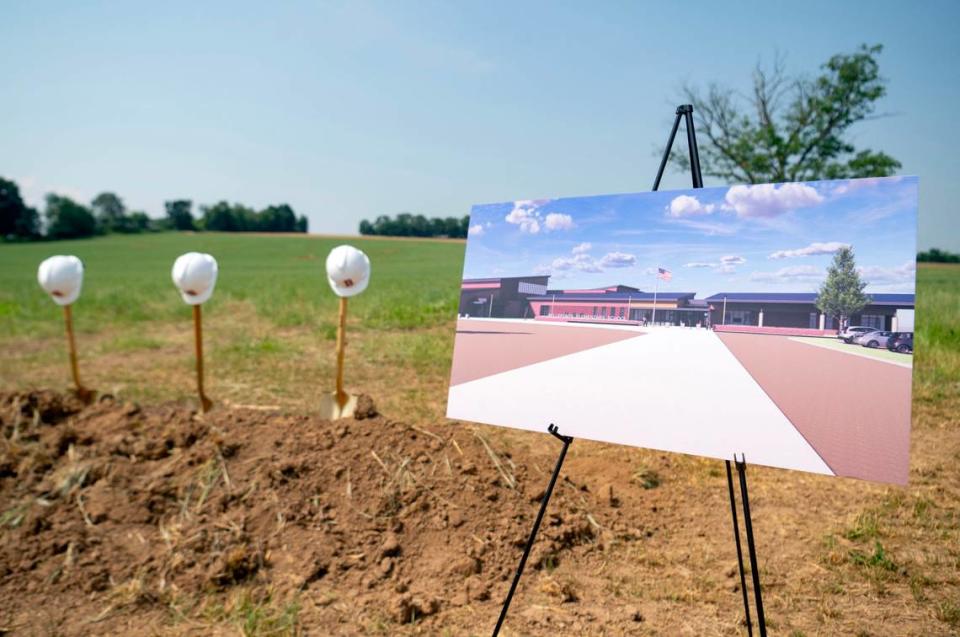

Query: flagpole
left=652, top=269, right=659, bottom=325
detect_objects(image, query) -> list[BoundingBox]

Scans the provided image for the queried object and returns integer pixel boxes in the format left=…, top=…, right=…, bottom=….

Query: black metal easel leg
left=726, top=460, right=753, bottom=637
left=652, top=104, right=703, bottom=191
left=735, top=456, right=767, bottom=637
left=492, top=424, right=573, bottom=637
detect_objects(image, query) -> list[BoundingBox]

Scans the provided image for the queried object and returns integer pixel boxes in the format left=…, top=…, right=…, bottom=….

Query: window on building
left=727, top=310, right=751, bottom=325
left=861, top=314, right=885, bottom=329
left=539, top=305, right=550, bottom=316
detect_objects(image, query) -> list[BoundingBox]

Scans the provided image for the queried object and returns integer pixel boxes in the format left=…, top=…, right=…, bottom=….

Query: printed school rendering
left=458, top=275, right=916, bottom=332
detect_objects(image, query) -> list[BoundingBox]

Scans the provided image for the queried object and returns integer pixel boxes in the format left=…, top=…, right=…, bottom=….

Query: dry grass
left=1, top=232, right=957, bottom=635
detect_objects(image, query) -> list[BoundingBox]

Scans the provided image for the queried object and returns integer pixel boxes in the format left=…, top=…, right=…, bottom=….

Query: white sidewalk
left=447, top=326, right=834, bottom=476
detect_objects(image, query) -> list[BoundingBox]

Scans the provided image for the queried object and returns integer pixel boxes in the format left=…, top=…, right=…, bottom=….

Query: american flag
left=657, top=267, right=672, bottom=282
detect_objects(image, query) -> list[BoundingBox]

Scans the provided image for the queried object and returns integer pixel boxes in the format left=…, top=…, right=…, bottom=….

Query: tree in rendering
left=816, top=247, right=871, bottom=328
left=675, top=44, right=900, bottom=183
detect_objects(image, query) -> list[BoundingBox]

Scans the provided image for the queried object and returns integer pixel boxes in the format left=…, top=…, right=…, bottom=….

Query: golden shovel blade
left=72, top=385, right=96, bottom=405
left=318, top=391, right=358, bottom=420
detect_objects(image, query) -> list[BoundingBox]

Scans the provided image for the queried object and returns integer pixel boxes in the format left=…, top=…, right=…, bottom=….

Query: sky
left=1, top=1, right=957, bottom=250
left=463, top=177, right=918, bottom=297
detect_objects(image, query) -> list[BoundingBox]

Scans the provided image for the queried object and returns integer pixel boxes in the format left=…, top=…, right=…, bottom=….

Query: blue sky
left=1, top=1, right=957, bottom=249
left=463, top=177, right=918, bottom=297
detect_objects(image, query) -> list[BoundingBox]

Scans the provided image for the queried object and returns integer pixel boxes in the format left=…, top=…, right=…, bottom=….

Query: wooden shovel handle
left=335, top=297, right=348, bottom=407
left=193, top=304, right=211, bottom=413
left=63, top=304, right=83, bottom=390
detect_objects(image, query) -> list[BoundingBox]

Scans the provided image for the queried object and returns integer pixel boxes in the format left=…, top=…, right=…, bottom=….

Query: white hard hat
left=38, top=255, right=84, bottom=306
left=325, top=245, right=370, bottom=298
left=171, top=252, right=219, bottom=305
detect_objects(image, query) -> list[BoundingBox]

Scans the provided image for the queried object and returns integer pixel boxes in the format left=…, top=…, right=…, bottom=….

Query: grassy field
left=2, top=233, right=959, bottom=635
left=1, top=233, right=955, bottom=423
left=0, top=232, right=465, bottom=421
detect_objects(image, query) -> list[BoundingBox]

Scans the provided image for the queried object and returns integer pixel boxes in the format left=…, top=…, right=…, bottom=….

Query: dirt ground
left=1, top=390, right=958, bottom=636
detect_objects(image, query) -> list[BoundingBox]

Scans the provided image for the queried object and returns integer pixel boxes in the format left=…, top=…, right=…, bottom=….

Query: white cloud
left=544, top=212, right=575, bottom=231
left=599, top=251, right=637, bottom=268
left=540, top=244, right=636, bottom=275
left=551, top=253, right=603, bottom=273
left=724, top=183, right=823, bottom=218
left=667, top=195, right=715, bottom=218
left=750, top=265, right=824, bottom=283
left=682, top=254, right=745, bottom=274
left=505, top=203, right=541, bottom=234
left=769, top=241, right=850, bottom=260
left=468, top=223, right=485, bottom=237
left=858, top=261, right=916, bottom=285
left=504, top=200, right=573, bottom=234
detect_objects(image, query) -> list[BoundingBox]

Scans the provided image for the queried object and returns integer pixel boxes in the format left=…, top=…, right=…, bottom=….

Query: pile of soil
left=0, top=391, right=644, bottom=635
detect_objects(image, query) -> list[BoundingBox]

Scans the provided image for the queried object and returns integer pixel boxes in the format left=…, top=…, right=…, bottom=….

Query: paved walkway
left=717, top=333, right=912, bottom=484
left=449, top=318, right=642, bottom=386
left=447, top=322, right=834, bottom=477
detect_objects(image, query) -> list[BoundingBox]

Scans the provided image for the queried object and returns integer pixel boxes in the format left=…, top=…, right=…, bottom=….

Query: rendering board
left=447, top=177, right=918, bottom=484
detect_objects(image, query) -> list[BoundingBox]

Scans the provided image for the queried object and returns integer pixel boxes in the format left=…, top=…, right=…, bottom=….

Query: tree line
left=918, top=248, right=960, bottom=263
left=359, top=213, right=468, bottom=238
left=0, top=175, right=308, bottom=241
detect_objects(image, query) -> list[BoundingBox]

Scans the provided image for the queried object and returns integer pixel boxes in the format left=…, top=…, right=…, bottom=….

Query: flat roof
left=463, top=275, right=550, bottom=284
left=529, top=292, right=696, bottom=301
left=704, top=292, right=915, bottom=305
left=553, top=284, right=642, bottom=294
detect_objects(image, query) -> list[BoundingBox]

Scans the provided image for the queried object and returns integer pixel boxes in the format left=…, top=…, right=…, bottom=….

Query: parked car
left=858, top=330, right=894, bottom=348
left=887, top=332, right=914, bottom=354
left=839, top=326, right=875, bottom=343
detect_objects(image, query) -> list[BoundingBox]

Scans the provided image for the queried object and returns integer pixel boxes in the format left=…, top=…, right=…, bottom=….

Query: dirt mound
left=0, top=391, right=634, bottom=635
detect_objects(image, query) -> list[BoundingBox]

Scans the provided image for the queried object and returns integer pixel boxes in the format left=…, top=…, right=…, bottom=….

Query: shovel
left=63, top=304, right=95, bottom=404
left=193, top=305, right=213, bottom=413
left=318, top=297, right=358, bottom=419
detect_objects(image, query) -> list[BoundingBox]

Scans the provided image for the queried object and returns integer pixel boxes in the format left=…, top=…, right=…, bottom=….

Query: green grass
left=0, top=233, right=466, bottom=419
left=848, top=541, right=897, bottom=573
left=1, top=235, right=957, bottom=428
left=0, top=232, right=465, bottom=337
left=789, top=336, right=913, bottom=365
left=914, top=263, right=960, bottom=401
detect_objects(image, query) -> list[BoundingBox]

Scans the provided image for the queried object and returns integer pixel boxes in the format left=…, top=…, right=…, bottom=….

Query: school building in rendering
left=459, top=276, right=550, bottom=318
left=703, top=292, right=915, bottom=331
left=458, top=276, right=915, bottom=331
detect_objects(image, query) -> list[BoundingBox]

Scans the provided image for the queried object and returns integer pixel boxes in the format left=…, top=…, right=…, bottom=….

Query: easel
left=491, top=104, right=766, bottom=636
